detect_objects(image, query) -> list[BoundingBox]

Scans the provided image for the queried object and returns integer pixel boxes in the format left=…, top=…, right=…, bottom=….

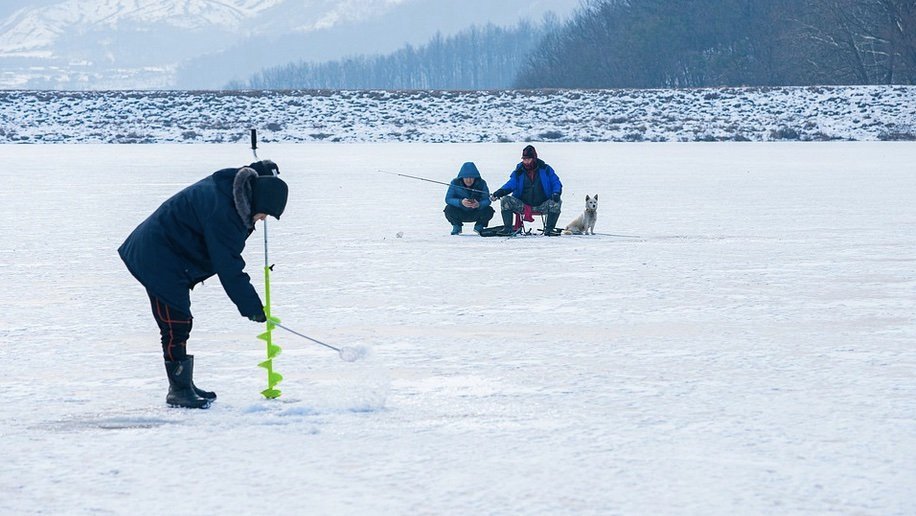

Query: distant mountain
left=0, top=0, right=308, bottom=88
left=0, top=0, right=579, bottom=90
left=1, top=1, right=276, bottom=55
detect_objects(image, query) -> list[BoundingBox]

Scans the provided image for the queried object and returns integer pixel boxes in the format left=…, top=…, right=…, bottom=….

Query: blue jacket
left=445, top=162, right=491, bottom=209
left=118, top=167, right=263, bottom=317
left=499, top=159, right=562, bottom=199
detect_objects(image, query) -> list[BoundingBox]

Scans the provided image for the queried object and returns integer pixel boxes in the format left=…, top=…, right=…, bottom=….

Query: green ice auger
left=252, top=127, right=282, bottom=399
left=257, top=258, right=283, bottom=399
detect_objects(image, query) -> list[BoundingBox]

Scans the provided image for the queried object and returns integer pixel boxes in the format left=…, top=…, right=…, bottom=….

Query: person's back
left=119, top=168, right=259, bottom=316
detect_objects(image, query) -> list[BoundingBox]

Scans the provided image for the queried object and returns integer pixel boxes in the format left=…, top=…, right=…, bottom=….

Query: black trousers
left=443, top=205, right=495, bottom=226
left=147, top=290, right=193, bottom=361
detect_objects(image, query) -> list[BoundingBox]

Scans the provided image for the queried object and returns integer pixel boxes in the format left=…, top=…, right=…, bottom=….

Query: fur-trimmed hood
left=233, top=167, right=258, bottom=229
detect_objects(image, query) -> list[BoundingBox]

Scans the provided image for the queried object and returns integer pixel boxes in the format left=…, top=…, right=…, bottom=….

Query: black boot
left=164, top=357, right=211, bottom=409
left=187, top=355, right=216, bottom=400
left=502, top=209, right=514, bottom=228
left=545, top=212, right=560, bottom=236
left=497, top=210, right=515, bottom=236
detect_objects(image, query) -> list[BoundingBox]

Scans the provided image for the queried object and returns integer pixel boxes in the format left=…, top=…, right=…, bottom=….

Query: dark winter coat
left=118, top=167, right=263, bottom=318
left=445, top=162, right=491, bottom=209
left=499, top=159, right=562, bottom=201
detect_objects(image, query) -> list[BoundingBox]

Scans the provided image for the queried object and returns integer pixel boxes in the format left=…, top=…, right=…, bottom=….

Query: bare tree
left=791, top=0, right=916, bottom=84
left=236, top=20, right=551, bottom=90
left=514, top=0, right=915, bottom=88
left=879, top=0, right=916, bottom=82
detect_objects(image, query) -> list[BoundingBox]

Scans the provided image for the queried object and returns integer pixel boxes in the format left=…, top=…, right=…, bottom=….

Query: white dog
left=562, top=194, right=598, bottom=235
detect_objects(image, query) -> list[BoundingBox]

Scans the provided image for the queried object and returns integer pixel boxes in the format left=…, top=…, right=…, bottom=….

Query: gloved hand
left=551, top=192, right=561, bottom=202
left=247, top=310, right=267, bottom=323
left=492, top=188, right=509, bottom=200
left=249, top=160, right=280, bottom=176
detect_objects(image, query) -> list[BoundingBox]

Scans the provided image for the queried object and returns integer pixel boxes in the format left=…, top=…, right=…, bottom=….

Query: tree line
left=232, top=0, right=915, bottom=90
left=515, top=0, right=916, bottom=88
left=230, top=19, right=551, bottom=90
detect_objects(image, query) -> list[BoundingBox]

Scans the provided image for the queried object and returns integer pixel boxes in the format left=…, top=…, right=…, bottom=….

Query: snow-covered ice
left=1, top=142, right=914, bottom=514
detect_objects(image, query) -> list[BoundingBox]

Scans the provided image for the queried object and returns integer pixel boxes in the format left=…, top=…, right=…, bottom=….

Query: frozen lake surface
left=1, top=142, right=914, bottom=514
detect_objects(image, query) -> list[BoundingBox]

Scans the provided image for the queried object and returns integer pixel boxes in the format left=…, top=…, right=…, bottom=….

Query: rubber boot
left=502, top=209, right=514, bottom=228
left=451, top=223, right=462, bottom=235
left=545, top=212, right=560, bottom=236
left=187, top=355, right=216, bottom=400
left=164, top=357, right=211, bottom=409
left=497, top=210, right=515, bottom=236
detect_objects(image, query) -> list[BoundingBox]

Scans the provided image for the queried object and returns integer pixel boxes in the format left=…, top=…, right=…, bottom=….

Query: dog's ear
left=585, top=195, right=590, bottom=201
left=594, top=194, right=598, bottom=200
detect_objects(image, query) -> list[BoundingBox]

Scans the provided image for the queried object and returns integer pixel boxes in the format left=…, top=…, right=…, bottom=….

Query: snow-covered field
left=1, top=142, right=915, bottom=514
left=2, top=85, right=915, bottom=144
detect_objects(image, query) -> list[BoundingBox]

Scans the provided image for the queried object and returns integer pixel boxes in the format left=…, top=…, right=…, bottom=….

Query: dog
left=562, top=194, right=598, bottom=235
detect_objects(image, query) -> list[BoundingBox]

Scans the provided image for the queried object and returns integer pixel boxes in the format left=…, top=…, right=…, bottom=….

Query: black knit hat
left=252, top=175, right=289, bottom=219
left=249, top=159, right=280, bottom=176
left=522, top=145, right=537, bottom=159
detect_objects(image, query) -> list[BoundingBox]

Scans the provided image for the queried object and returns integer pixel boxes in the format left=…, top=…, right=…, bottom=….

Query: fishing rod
left=378, top=169, right=490, bottom=196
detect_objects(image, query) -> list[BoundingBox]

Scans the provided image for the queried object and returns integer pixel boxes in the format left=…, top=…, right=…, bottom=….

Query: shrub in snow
left=770, top=126, right=800, bottom=140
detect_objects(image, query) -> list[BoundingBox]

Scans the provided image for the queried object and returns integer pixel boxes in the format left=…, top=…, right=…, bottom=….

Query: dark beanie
left=522, top=145, right=537, bottom=159
left=252, top=175, right=289, bottom=219
left=249, top=160, right=280, bottom=177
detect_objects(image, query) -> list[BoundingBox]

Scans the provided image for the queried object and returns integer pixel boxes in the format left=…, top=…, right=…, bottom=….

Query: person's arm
left=547, top=166, right=563, bottom=200
left=202, top=216, right=264, bottom=320
left=491, top=173, right=515, bottom=200
left=445, top=182, right=464, bottom=208
left=477, top=179, right=491, bottom=208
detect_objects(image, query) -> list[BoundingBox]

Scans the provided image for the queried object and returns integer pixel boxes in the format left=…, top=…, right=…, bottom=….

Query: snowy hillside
left=0, top=0, right=284, bottom=88
left=1, top=85, right=914, bottom=144
left=0, top=0, right=282, bottom=56
left=0, top=0, right=412, bottom=89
